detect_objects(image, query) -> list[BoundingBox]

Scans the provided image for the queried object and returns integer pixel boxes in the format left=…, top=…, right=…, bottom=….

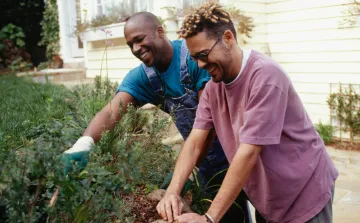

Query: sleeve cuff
left=239, top=135, right=280, bottom=145
left=193, top=120, right=214, bottom=130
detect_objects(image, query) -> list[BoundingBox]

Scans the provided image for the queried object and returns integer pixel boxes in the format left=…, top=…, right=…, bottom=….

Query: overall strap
left=141, top=63, right=164, bottom=96
left=179, top=40, right=193, bottom=88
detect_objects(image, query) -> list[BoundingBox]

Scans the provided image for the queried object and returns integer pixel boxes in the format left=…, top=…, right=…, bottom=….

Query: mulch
left=327, top=140, right=360, bottom=151
left=120, top=186, right=162, bottom=223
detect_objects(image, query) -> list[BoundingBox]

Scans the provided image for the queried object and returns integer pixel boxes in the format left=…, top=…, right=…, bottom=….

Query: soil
left=0, top=68, right=10, bottom=75
left=120, top=186, right=162, bottom=223
left=327, top=140, right=360, bottom=151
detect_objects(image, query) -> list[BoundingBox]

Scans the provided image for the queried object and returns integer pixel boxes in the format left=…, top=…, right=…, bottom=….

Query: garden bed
left=0, top=74, right=178, bottom=222
left=328, top=140, right=360, bottom=151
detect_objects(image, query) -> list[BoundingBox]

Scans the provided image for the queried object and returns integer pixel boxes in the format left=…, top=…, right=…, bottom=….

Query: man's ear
left=223, top=30, right=236, bottom=50
left=156, top=25, right=165, bottom=38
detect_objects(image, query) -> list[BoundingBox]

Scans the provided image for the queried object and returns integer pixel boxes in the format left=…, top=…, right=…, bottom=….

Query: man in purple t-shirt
left=156, top=3, right=338, bottom=223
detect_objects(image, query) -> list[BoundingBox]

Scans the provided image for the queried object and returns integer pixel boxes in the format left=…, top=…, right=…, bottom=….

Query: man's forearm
left=83, top=107, right=120, bottom=142
left=207, top=144, right=261, bottom=222
left=82, top=92, right=135, bottom=143
left=167, top=129, right=210, bottom=195
left=167, top=139, right=200, bottom=195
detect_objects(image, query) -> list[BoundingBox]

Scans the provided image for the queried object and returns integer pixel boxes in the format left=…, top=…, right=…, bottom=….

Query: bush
left=315, top=122, right=335, bottom=144
left=328, top=84, right=360, bottom=143
left=0, top=75, right=175, bottom=222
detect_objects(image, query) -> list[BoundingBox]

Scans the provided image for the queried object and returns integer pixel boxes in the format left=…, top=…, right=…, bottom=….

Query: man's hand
left=61, top=136, right=94, bottom=175
left=156, top=190, right=183, bottom=222
left=176, top=213, right=207, bottom=223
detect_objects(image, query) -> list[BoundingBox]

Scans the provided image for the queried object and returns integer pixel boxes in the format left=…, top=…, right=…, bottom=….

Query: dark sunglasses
left=190, top=34, right=224, bottom=63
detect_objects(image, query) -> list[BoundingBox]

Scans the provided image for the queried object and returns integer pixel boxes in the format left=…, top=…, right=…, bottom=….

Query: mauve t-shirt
left=194, top=51, right=338, bottom=223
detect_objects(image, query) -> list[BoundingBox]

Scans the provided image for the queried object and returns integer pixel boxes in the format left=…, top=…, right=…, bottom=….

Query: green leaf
left=16, top=39, right=25, bottom=47
left=16, top=32, right=25, bottom=38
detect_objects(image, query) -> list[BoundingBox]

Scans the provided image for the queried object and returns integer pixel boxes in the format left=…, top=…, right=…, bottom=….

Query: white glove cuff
left=65, top=136, right=95, bottom=153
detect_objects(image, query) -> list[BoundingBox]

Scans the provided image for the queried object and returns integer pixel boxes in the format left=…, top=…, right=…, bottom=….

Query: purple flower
left=100, top=27, right=105, bottom=32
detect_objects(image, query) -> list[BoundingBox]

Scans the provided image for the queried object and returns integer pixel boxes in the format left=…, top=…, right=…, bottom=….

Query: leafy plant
left=38, top=0, right=60, bottom=61
left=0, top=23, right=26, bottom=48
left=315, top=122, right=335, bottom=144
left=341, top=0, right=360, bottom=27
left=328, top=84, right=360, bottom=143
left=9, top=57, right=33, bottom=72
left=0, top=73, right=174, bottom=222
left=226, top=6, right=255, bottom=44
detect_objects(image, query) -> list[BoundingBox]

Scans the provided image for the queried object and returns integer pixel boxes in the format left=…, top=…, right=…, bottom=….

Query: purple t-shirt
left=194, top=51, right=338, bottom=223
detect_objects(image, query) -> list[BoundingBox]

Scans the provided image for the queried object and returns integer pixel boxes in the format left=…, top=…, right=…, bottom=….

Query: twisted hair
left=178, top=2, right=236, bottom=40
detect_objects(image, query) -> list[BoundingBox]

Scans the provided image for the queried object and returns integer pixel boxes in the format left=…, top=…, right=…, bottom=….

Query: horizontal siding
left=281, top=62, right=360, bottom=73
left=87, top=58, right=141, bottom=70
left=267, top=0, right=345, bottom=13
left=268, top=28, right=360, bottom=42
left=288, top=73, right=360, bottom=84
left=269, top=40, right=360, bottom=53
left=228, top=1, right=267, bottom=13
left=267, top=17, right=349, bottom=33
left=265, top=0, right=360, bottom=136
left=267, top=5, right=349, bottom=23
left=86, top=39, right=139, bottom=82
left=272, top=51, right=360, bottom=63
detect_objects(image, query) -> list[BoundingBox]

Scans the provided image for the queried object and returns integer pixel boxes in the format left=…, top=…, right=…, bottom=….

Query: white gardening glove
left=61, top=136, right=94, bottom=175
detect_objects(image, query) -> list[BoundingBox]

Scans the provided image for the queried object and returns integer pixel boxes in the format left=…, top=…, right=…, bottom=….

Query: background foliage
left=38, top=0, right=60, bottom=62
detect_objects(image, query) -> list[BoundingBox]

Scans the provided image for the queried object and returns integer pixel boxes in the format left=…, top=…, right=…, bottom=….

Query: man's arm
left=157, top=128, right=210, bottom=222
left=83, top=91, right=136, bottom=142
left=206, top=143, right=261, bottom=222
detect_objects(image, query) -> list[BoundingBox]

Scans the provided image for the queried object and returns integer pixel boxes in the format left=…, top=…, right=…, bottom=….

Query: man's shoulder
left=126, top=64, right=145, bottom=79
left=250, top=51, right=283, bottom=73
left=122, top=64, right=147, bottom=86
left=171, top=39, right=184, bottom=49
left=247, top=51, right=291, bottom=90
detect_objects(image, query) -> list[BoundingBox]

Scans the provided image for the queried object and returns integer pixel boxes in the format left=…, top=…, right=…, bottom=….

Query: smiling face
left=186, top=31, right=235, bottom=83
left=124, top=17, right=163, bottom=67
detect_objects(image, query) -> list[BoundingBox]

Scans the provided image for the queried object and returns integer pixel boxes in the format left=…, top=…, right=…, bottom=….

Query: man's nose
left=197, top=59, right=207, bottom=69
left=133, top=43, right=141, bottom=54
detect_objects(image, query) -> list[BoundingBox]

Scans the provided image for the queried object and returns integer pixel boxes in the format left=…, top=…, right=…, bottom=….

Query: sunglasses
left=190, top=34, right=224, bottom=63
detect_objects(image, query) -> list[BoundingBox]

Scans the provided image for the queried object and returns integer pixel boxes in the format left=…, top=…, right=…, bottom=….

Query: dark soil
left=120, top=187, right=162, bottom=223
left=328, top=140, right=360, bottom=151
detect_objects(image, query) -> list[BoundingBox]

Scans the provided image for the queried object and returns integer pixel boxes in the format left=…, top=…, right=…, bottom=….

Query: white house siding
left=230, top=0, right=360, bottom=129
left=85, top=33, right=141, bottom=83
left=227, top=0, right=269, bottom=54
left=82, top=0, right=182, bottom=83
left=82, top=0, right=360, bottom=138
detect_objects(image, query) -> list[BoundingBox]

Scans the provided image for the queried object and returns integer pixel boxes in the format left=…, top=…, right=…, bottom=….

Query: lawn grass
left=0, top=75, right=75, bottom=149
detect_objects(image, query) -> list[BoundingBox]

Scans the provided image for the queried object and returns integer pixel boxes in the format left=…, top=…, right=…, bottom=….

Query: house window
left=93, top=0, right=153, bottom=17
left=96, top=0, right=103, bottom=16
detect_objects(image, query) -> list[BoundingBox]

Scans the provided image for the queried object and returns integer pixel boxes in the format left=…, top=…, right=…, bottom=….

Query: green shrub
left=0, top=75, right=174, bottom=222
left=0, top=23, right=26, bottom=48
left=328, top=84, right=360, bottom=142
left=315, top=122, right=335, bottom=144
left=38, top=0, right=60, bottom=61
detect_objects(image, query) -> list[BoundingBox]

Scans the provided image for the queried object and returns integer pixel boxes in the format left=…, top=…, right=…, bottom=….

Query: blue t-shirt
left=117, top=39, right=211, bottom=106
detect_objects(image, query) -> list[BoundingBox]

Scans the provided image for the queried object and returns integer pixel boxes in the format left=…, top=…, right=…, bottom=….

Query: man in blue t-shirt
left=62, top=12, right=250, bottom=222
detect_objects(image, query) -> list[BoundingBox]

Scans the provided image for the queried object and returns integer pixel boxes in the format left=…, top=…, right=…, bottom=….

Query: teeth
left=140, top=52, right=148, bottom=59
left=209, top=67, right=215, bottom=73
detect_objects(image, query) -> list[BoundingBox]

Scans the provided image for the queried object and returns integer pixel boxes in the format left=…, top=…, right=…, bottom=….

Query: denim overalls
left=141, top=41, right=229, bottom=187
